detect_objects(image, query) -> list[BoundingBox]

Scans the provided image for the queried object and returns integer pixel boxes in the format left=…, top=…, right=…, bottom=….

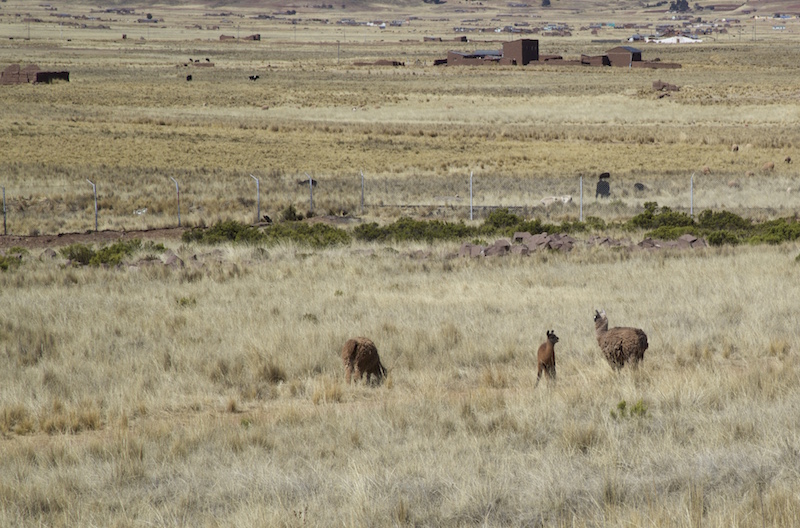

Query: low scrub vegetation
left=628, top=203, right=800, bottom=246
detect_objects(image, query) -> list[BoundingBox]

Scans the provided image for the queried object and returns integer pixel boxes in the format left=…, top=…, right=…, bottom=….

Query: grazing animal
left=634, top=182, right=646, bottom=191
left=599, top=172, right=611, bottom=179
left=732, top=144, right=739, bottom=152
left=297, top=178, right=318, bottom=187
left=535, top=330, right=559, bottom=388
left=593, top=310, right=648, bottom=371
left=340, top=337, right=386, bottom=385
left=186, top=75, right=192, bottom=81
left=702, top=166, right=711, bottom=174
left=248, top=75, right=260, bottom=81
left=596, top=180, right=610, bottom=198
left=205, top=58, right=210, bottom=62
left=785, top=156, right=792, bottom=164
left=763, top=161, right=775, bottom=171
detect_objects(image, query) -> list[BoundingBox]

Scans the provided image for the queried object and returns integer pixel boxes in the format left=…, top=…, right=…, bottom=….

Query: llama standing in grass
left=341, top=337, right=386, bottom=385
left=594, top=310, right=648, bottom=371
left=535, top=330, right=559, bottom=387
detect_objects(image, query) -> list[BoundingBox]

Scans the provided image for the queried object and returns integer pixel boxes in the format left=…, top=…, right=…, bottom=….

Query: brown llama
left=535, top=330, right=559, bottom=388
left=593, top=309, right=648, bottom=371
left=340, top=337, right=386, bottom=385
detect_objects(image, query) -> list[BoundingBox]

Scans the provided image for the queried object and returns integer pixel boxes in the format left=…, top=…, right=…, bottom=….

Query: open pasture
left=2, top=0, right=800, bottom=525
left=1, top=0, right=800, bottom=233
left=2, top=240, right=800, bottom=526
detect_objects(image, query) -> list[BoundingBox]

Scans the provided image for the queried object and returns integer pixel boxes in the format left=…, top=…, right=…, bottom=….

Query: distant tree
left=542, top=0, right=551, bottom=6
left=146, top=13, right=153, bottom=19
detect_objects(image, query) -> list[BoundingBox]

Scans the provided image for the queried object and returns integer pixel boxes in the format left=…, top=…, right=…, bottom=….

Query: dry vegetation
left=2, top=0, right=800, bottom=525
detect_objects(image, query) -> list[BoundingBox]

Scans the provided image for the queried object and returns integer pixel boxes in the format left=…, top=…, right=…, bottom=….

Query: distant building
left=446, top=39, right=539, bottom=66
left=606, top=46, right=642, bottom=67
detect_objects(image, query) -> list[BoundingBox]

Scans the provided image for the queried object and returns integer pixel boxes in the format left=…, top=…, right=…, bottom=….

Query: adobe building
left=1, top=64, right=69, bottom=85
left=606, top=46, right=642, bottom=67
left=447, top=39, right=539, bottom=66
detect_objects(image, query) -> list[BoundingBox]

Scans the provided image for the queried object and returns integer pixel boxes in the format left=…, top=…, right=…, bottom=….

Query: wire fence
left=1, top=170, right=794, bottom=237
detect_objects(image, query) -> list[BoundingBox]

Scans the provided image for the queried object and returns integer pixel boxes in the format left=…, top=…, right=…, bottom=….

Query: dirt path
left=0, top=227, right=187, bottom=251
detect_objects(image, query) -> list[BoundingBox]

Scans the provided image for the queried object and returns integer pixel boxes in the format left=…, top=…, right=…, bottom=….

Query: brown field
left=2, top=0, right=800, bottom=526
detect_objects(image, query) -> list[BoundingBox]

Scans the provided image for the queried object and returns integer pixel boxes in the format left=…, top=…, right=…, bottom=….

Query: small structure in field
left=1, top=64, right=69, bottom=85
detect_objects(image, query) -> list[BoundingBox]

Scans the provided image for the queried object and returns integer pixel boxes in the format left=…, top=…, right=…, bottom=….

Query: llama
left=340, top=337, right=386, bottom=385
left=535, top=330, right=559, bottom=387
left=593, top=310, right=648, bottom=371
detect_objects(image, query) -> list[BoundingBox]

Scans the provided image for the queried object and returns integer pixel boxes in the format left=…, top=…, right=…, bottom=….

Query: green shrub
left=182, top=220, right=264, bottom=245
left=281, top=204, right=303, bottom=222
left=584, top=216, right=607, bottom=231
left=646, top=226, right=698, bottom=240
left=89, top=239, right=142, bottom=267
left=263, top=223, right=351, bottom=248
left=60, top=244, right=95, bottom=265
left=697, top=210, right=751, bottom=231
left=626, top=203, right=693, bottom=231
left=353, top=217, right=472, bottom=243
left=707, top=231, right=740, bottom=246
left=483, top=208, right=521, bottom=230
left=0, top=255, right=22, bottom=272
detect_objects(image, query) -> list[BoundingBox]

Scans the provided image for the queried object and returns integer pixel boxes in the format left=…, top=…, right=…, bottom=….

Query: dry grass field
left=2, top=0, right=800, bottom=525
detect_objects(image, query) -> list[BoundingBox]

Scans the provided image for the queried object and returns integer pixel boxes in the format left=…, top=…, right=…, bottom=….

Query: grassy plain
left=2, top=0, right=800, bottom=526
left=1, top=0, right=800, bottom=233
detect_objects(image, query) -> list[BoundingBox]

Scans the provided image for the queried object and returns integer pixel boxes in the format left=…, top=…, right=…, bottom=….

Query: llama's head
left=546, top=330, right=559, bottom=345
left=594, top=310, right=608, bottom=331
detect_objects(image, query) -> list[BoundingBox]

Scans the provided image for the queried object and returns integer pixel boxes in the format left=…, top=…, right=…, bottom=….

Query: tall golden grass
left=1, top=241, right=800, bottom=525
left=2, top=1, right=800, bottom=524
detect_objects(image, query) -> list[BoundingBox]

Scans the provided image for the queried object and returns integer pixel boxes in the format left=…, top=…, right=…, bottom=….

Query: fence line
left=0, top=173, right=715, bottom=236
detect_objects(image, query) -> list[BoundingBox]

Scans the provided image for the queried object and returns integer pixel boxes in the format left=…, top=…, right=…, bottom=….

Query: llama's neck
left=595, top=319, right=608, bottom=336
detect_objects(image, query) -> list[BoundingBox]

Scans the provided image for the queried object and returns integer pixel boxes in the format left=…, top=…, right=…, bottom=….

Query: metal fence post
left=86, top=179, right=97, bottom=232
left=250, top=174, right=260, bottom=223
left=170, top=177, right=181, bottom=227
left=469, top=171, right=473, bottom=221
left=690, top=172, right=695, bottom=217
left=2, top=186, right=6, bottom=236
left=360, top=170, right=364, bottom=214
left=305, top=172, right=313, bottom=215
left=580, top=176, right=583, bottom=222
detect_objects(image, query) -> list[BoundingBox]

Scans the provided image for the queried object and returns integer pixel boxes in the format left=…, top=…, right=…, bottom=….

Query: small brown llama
left=340, top=337, right=386, bottom=384
left=594, top=310, right=648, bottom=371
left=535, top=330, right=559, bottom=387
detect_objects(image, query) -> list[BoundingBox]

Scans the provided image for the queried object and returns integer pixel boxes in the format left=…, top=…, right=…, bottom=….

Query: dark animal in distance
left=297, top=178, right=318, bottom=187
left=249, top=75, right=260, bottom=81
left=535, top=330, right=559, bottom=388
left=262, top=215, right=272, bottom=224
left=186, top=75, right=192, bottom=81
left=340, top=337, right=386, bottom=384
left=634, top=182, right=646, bottom=191
left=594, top=309, right=648, bottom=371
left=205, top=58, right=210, bottom=62
left=599, top=172, right=611, bottom=179
left=596, top=180, right=610, bottom=198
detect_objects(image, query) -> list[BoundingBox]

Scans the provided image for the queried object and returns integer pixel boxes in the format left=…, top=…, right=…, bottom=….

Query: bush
left=281, top=204, right=303, bottom=222
left=60, top=244, right=95, bottom=265
left=0, top=255, right=22, bottom=272
left=646, top=225, right=698, bottom=240
left=263, top=223, right=351, bottom=248
left=707, top=231, right=740, bottom=246
left=354, top=217, right=472, bottom=243
left=627, top=203, right=694, bottom=231
left=697, top=210, right=751, bottom=231
left=89, top=239, right=142, bottom=267
left=182, top=220, right=264, bottom=245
